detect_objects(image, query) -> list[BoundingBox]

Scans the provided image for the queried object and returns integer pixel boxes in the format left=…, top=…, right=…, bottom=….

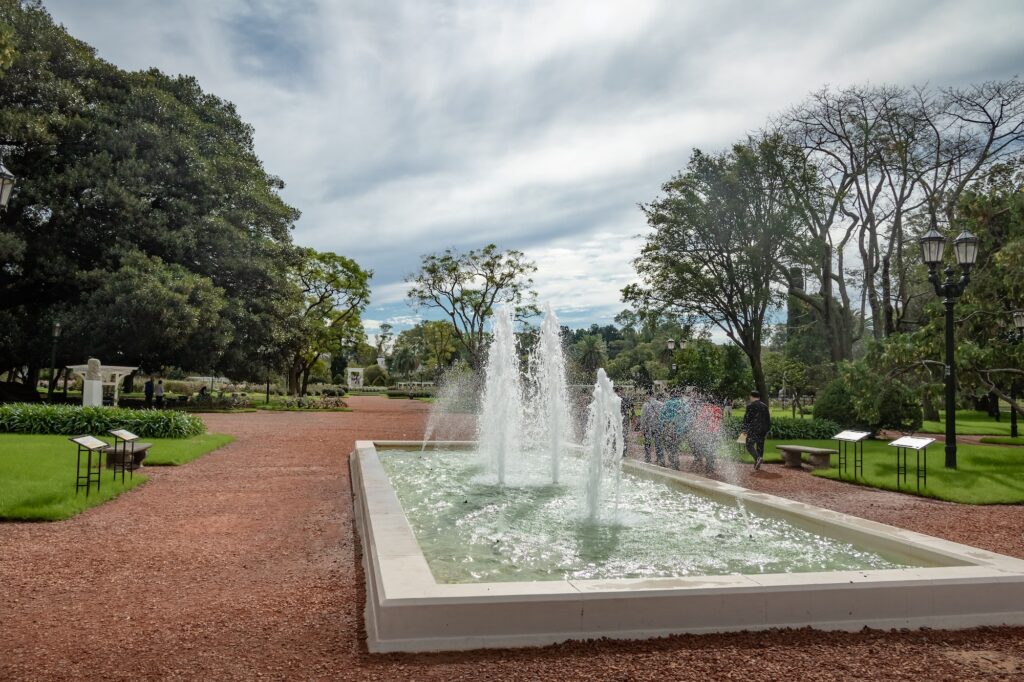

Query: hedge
left=0, top=403, right=205, bottom=438
left=723, top=414, right=841, bottom=440
left=386, top=389, right=435, bottom=399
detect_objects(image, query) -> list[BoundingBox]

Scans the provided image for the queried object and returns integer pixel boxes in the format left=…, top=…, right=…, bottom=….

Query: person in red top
left=690, top=401, right=723, bottom=474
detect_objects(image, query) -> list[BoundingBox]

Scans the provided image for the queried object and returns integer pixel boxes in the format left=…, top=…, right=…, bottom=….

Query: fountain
left=528, top=304, right=572, bottom=484
left=583, top=368, right=623, bottom=521
left=350, top=302, right=1024, bottom=652
left=477, top=307, right=523, bottom=485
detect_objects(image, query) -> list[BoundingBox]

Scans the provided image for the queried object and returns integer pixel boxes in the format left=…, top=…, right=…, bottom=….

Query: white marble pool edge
left=351, top=440, right=1024, bottom=653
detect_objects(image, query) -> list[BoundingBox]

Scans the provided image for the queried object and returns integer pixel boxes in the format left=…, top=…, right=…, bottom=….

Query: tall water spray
left=530, top=304, right=571, bottom=484
left=583, top=368, right=624, bottom=522
left=478, top=307, right=523, bottom=485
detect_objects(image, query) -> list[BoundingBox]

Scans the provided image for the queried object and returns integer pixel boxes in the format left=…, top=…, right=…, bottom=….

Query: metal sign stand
left=108, top=429, right=139, bottom=483
left=69, top=435, right=108, bottom=497
left=833, top=431, right=871, bottom=480
left=888, top=436, right=936, bottom=492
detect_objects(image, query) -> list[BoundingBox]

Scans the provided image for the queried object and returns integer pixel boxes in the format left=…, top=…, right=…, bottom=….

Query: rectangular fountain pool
left=381, top=448, right=924, bottom=582
left=352, top=441, right=1024, bottom=653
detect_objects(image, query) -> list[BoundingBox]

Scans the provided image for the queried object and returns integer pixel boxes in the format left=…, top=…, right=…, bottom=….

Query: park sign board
left=888, top=436, right=936, bottom=450
left=834, top=430, right=871, bottom=442
left=70, top=435, right=107, bottom=451
left=109, top=429, right=139, bottom=441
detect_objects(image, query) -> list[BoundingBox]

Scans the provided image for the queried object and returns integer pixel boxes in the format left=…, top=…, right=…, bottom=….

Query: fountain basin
left=351, top=440, right=1024, bottom=653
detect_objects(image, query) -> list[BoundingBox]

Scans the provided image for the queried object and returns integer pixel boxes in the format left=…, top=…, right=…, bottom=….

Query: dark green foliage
left=363, top=364, right=388, bottom=386
left=0, top=1, right=304, bottom=380
left=0, top=403, right=205, bottom=438
left=813, top=378, right=857, bottom=425
left=723, top=414, right=840, bottom=440
left=874, top=382, right=923, bottom=432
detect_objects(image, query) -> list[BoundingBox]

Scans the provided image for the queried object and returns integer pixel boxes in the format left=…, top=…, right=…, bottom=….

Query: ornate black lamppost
left=919, top=228, right=979, bottom=469
left=1007, top=311, right=1024, bottom=439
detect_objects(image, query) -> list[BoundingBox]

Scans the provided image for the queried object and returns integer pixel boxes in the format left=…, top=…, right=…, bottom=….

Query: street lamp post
left=1008, top=311, right=1024, bottom=439
left=47, top=322, right=61, bottom=401
left=919, top=228, right=979, bottom=469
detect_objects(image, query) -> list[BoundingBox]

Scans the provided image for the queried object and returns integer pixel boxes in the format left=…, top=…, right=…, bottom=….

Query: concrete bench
left=102, top=443, right=151, bottom=470
left=776, top=445, right=837, bottom=470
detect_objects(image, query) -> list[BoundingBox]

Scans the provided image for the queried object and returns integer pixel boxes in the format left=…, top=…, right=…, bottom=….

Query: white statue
left=83, top=358, right=103, bottom=407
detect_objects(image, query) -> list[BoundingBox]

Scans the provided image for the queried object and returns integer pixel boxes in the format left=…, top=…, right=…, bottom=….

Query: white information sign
left=888, top=436, right=935, bottom=450
left=834, top=430, right=871, bottom=442
left=109, top=429, right=138, bottom=441
left=71, top=435, right=108, bottom=450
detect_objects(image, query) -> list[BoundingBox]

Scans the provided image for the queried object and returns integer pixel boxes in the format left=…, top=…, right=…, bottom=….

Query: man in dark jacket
left=741, top=390, right=770, bottom=471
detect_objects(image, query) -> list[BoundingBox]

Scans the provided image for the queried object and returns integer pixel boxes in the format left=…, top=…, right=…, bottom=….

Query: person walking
left=639, top=394, right=665, bottom=465
left=741, top=390, right=770, bottom=471
left=154, top=379, right=165, bottom=408
left=143, top=376, right=154, bottom=408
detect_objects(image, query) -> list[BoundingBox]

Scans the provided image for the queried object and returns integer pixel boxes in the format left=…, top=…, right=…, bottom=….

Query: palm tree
left=390, top=344, right=419, bottom=379
left=575, top=335, right=607, bottom=374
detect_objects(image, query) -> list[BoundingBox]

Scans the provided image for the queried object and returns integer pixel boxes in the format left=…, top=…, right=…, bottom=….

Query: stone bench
left=102, top=442, right=151, bottom=470
left=776, top=445, right=837, bottom=470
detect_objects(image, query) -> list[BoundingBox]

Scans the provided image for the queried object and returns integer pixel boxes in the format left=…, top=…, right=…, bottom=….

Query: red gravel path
left=2, top=396, right=1023, bottom=681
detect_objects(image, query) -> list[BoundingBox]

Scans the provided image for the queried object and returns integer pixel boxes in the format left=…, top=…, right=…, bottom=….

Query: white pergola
left=66, top=364, right=138, bottom=406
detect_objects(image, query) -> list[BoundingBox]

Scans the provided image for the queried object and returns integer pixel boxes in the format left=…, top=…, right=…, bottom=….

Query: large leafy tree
left=0, top=1, right=321, bottom=383
left=626, top=137, right=802, bottom=401
left=406, top=244, right=539, bottom=370
left=284, top=249, right=371, bottom=395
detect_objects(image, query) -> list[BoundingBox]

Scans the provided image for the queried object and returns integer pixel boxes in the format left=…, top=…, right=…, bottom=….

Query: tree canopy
left=0, top=1, right=370, bottom=387
left=405, top=244, right=539, bottom=369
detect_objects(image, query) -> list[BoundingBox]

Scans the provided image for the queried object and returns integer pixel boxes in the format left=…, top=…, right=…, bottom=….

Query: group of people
left=142, top=376, right=165, bottom=408
left=634, top=389, right=724, bottom=473
left=631, top=389, right=771, bottom=473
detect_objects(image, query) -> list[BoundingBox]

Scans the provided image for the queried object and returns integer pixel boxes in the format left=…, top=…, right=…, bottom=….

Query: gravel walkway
left=2, top=397, right=1023, bottom=680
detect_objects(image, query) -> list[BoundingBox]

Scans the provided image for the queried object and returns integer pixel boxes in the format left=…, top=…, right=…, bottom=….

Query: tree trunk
left=745, top=346, right=769, bottom=408
left=287, top=363, right=302, bottom=395
left=922, top=390, right=940, bottom=422
left=881, top=255, right=895, bottom=337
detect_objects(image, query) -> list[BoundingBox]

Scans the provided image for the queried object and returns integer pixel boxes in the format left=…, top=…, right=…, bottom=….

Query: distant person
left=198, top=385, right=208, bottom=398
left=692, top=401, right=723, bottom=474
left=741, top=390, right=771, bottom=471
left=659, top=391, right=691, bottom=469
left=154, top=379, right=165, bottom=408
left=639, top=394, right=665, bottom=465
left=143, top=376, right=154, bottom=408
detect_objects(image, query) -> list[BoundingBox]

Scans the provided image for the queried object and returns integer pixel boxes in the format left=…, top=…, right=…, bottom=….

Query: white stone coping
left=351, top=440, right=1024, bottom=652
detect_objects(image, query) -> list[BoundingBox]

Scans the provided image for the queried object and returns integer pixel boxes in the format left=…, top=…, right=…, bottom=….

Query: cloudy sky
left=44, top=0, right=1024, bottom=334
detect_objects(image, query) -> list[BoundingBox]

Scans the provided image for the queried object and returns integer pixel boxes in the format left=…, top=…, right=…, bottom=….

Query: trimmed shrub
left=813, top=378, right=856, bottom=425
left=722, top=414, right=841, bottom=440
left=875, top=381, right=923, bottom=432
left=0, top=403, right=205, bottom=438
left=386, top=389, right=434, bottom=399
left=363, top=364, right=389, bottom=387
left=162, top=379, right=202, bottom=395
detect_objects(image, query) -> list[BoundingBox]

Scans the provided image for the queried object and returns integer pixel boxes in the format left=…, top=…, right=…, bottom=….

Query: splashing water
left=478, top=307, right=523, bottom=485
left=528, top=304, right=572, bottom=484
left=583, top=369, right=624, bottom=522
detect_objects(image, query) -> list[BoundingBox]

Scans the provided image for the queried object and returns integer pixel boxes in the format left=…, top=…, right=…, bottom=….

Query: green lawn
left=979, top=436, right=1024, bottom=446
left=0, top=433, right=233, bottom=521
left=728, top=437, right=1024, bottom=504
left=921, top=410, right=1012, bottom=436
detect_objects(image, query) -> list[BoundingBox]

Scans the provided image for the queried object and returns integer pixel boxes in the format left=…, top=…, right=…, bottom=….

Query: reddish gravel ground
left=2, top=396, right=1023, bottom=681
